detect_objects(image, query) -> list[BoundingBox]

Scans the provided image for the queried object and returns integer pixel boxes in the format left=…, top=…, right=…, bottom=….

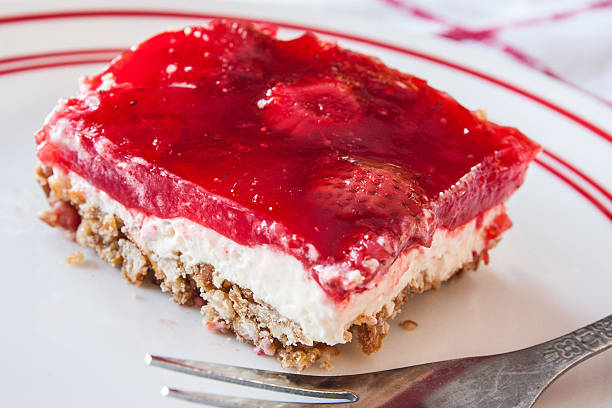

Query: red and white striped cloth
left=380, top=0, right=612, bottom=105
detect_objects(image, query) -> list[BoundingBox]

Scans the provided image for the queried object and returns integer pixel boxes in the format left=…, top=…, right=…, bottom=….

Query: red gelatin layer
left=36, top=21, right=540, bottom=301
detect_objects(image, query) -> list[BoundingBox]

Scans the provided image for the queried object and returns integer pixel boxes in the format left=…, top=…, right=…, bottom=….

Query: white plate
left=1, top=4, right=611, bottom=408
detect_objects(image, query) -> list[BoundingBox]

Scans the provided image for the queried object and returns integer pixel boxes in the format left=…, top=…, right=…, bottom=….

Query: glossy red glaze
left=36, top=21, right=540, bottom=301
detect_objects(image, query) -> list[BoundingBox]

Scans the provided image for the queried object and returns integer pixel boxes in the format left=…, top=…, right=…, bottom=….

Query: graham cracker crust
left=36, top=164, right=484, bottom=371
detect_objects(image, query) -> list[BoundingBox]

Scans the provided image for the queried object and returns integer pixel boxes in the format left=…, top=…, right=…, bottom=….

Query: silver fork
left=146, top=314, right=611, bottom=407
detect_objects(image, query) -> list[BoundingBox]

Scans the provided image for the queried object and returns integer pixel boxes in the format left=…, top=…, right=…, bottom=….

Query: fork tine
left=145, top=354, right=356, bottom=401
left=162, top=386, right=355, bottom=407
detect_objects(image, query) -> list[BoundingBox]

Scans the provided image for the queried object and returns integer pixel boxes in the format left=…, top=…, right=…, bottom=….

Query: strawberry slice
left=260, top=81, right=361, bottom=139
left=306, top=156, right=431, bottom=290
left=309, top=156, right=426, bottom=221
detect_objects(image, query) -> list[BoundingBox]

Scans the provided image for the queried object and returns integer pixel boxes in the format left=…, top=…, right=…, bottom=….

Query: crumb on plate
left=400, top=319, right=418, bottom=331
left=65, top=251, right=84, bottom=265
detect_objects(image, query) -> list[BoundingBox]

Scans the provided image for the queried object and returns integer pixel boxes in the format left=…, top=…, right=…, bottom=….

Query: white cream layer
left=66, top=170, right=504, bottom=346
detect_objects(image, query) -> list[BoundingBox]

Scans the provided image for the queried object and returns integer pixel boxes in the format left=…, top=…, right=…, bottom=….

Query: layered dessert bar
left=35, top=20, right=540, bottom=370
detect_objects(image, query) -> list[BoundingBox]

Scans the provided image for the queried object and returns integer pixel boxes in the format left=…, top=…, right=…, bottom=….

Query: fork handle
left=529, top=313, right=612, bottom=373
left=374, top=315, right=612, bottom=408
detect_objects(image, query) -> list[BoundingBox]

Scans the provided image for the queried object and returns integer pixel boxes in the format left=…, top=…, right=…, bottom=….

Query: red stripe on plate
left=541, top=149, right=612, bottom=203
left=0, top=9, right=217, bottom=24
left=0, top=59, right=113, bottom=76
left=0, top=49, right=124, bottom=65
left=535, top=158, right=612, bottom=222
left=1, top=9, right=611, bottom=145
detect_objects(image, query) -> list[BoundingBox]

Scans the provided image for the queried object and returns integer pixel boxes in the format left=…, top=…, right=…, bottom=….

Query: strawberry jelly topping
left=36, top=21, right=540, bottom=301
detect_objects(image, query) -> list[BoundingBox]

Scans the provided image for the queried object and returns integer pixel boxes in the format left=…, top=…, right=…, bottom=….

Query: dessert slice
left=35, top=20, right=540, bottom=370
